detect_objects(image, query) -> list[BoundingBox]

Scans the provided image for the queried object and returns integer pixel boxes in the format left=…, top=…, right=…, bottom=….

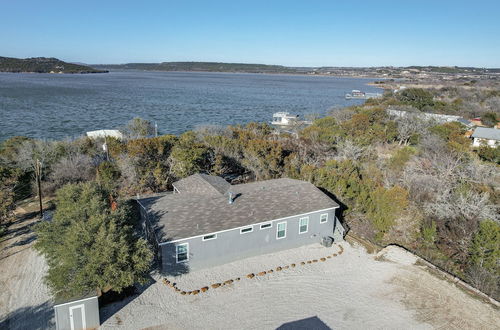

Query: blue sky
left=1, top=0, right=499, bottom=67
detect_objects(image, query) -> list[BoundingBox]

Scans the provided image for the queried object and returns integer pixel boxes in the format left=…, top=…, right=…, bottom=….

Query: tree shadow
left=0, top=301, right=54, bottom=330
left=277, top=316, right=331, bottom=330
left=98, top=273, right=155, bottom=324
left=317, top=187, right=350, bottom=234
left=135, top=197, right=190, bottom=276
left=7, top=234, right=36, bottom=249
left=159, top=242, right=190, bottom=276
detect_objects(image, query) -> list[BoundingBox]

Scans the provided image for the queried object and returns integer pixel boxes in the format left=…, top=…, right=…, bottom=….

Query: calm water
left=0, top=71, right=380, bottom=141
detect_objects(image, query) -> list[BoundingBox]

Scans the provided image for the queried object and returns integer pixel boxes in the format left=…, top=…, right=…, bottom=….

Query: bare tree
left=395, top=113, right=431, bottom=145
left=335, top=139, right=365, bottom=161
left=11, top=140, right=56, bottom=216
left=47, top=153, right=95, bottom=192
left=121, top=118, right=155, bottom=139
left=329, top=107, right=355, bottom=123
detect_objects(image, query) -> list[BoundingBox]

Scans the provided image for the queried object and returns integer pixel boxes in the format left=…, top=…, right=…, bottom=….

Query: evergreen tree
left=469, top=219, right=500, bottom=272
left=34, top=182, right=153, bottom=298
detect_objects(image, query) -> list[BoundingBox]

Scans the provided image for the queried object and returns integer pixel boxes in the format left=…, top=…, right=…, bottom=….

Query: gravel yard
left=100, top=241, right=500, bottom=330
left=1, top=210, right=498, bottom=330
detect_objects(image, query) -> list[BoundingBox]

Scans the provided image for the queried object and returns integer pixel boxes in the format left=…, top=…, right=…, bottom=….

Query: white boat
left=271, top=112, right=300, bottom=126
left=345, top=89, right=382, bottom=100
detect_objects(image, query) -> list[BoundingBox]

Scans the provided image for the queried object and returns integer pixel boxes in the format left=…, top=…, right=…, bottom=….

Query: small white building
left=86, top=129, right=123, bottom=140
left=471, top=127, right=500, bottom=148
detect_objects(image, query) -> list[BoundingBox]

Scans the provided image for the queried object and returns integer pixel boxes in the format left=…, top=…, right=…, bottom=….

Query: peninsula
left=0, top=56, right=107, bottom=74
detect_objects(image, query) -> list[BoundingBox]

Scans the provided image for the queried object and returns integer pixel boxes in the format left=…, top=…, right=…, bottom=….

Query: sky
left=1, top=0, right=499, bottom=67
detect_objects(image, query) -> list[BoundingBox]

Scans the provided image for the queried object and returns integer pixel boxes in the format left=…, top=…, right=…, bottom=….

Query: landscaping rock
left=312, top=259, right=318, bottom=263
left=276, top=266, right=282, bottom=271
left=291, top=263, right=296, bottom=267
left=211, top=283, right=221, bottom=288
left=201, top=287, right=209, bottom=292
left=224, top=279, right=234, bottom=285
left=257, top=271, right=267, bottom=276
left=192, top=290, right=200, bottom=295
left=320, top=257, right=326, bottom=261
left=180, top=291, right=187, bottom=295
left=247, top=273, right=255, bottom=279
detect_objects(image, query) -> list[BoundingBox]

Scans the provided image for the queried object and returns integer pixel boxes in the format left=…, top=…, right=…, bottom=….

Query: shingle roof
left=471, top=127, right=500, bottom=141
left=457, top=118, right=472, bottom=126
left=172, top=173, right=230, bottom=196
left=139, top=176, right=338, bottom=242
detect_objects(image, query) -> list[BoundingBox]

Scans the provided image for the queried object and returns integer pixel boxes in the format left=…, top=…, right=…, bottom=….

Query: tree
left=469, top=219, right=500, bottom=272
left=122, top=117, right=155, bottom=139
left=396, top=88, right=435, bottom=110
left=169, top=132, right=210, bottom=179
left=366, top=186, right=409, bottom=239
left=34, top=182, right=153, bottom=298
left=481, top=111, right=499, bottom=127
left=46, top=153, right=95, bottom=193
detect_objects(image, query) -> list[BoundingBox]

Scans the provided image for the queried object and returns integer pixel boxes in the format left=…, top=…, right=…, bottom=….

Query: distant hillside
left=93, top=61, right=298, bottom=73
left=0, top=56, right=107, bottom=73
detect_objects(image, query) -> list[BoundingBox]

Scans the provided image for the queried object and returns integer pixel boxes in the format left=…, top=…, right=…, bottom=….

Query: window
left=176, top=243, right=188, bottom=263
left=277, top=222, right=286, bottom=239
left=260, top=222, right=272, bottom=230
left=320, top=213, right=328, bottom=224
left=202, top=234, right=217, bottom=241
left=299, top=217, right=309, bottom=234
left=240, top=226, right=253, bottom=234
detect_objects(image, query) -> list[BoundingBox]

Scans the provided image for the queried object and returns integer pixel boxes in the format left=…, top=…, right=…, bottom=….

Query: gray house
left=138, top=174, right=344, bottom=274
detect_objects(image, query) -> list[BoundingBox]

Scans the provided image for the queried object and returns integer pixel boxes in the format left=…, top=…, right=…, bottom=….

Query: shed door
left=69, top=304, right=86, bottom=330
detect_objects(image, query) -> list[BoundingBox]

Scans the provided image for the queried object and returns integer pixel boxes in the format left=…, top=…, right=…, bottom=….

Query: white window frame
left=276, top=221, right=287, bottom=239
left=260, top=222, right=272, bottom=230
left=240, top=226, right=253, bottom=234
left=202, top=234, right=217, bottom=241
left=320, top=213, right=328, bottom=224
left=176, top=243, right=189, bottom=263
left=299, top=217, right=309, bottom=234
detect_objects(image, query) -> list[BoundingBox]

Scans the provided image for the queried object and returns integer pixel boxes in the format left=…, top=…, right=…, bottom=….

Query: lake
left=0, top=71, right=380, bottom=141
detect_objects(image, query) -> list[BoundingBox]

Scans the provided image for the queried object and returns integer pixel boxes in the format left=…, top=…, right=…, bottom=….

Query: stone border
left=161, top=244, right=344, bottom=296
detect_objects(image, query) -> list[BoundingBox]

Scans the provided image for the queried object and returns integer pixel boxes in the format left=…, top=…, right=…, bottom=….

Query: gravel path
left=0, top=214, right=54, bottom=330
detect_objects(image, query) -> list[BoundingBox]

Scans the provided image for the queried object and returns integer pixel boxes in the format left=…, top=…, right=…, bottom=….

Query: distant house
left=137, top=174, right=344, bottom=273
left=471, top=127, right=500, bottom=148
left=387, top=108, right=461, bottom=123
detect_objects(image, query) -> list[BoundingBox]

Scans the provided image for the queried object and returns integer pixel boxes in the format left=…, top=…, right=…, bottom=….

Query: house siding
left=159, top=208, right=342, bottom=274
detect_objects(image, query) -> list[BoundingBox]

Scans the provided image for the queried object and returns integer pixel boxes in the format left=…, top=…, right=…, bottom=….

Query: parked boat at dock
left=345, top=89, right=382, bottom=100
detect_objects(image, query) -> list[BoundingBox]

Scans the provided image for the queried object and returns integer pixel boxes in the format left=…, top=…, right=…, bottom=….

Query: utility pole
left=103, top=135, right=109, bottom=161
left=35, top=159, right=43, bottom=218
left=154, top=121, right=158, bottom=138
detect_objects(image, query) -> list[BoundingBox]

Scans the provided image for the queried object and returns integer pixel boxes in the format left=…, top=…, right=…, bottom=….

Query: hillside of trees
left=0, top=56, right=108, bottom=73
left=0, top=87, right=498, bottom=300
left=93, top=61, right=298, bottom=73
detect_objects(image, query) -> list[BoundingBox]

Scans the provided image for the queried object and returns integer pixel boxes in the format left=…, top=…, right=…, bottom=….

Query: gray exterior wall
left=54, top=296, right=99, bottom=330
left=159, top=208, right=343, bottom=274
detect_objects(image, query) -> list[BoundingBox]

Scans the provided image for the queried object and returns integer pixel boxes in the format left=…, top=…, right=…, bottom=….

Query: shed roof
left=471, top=127, right=500, bottom=141
left=139, top=176, right=338, bottom=242
left=457, top=118, right=473, bottom=126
